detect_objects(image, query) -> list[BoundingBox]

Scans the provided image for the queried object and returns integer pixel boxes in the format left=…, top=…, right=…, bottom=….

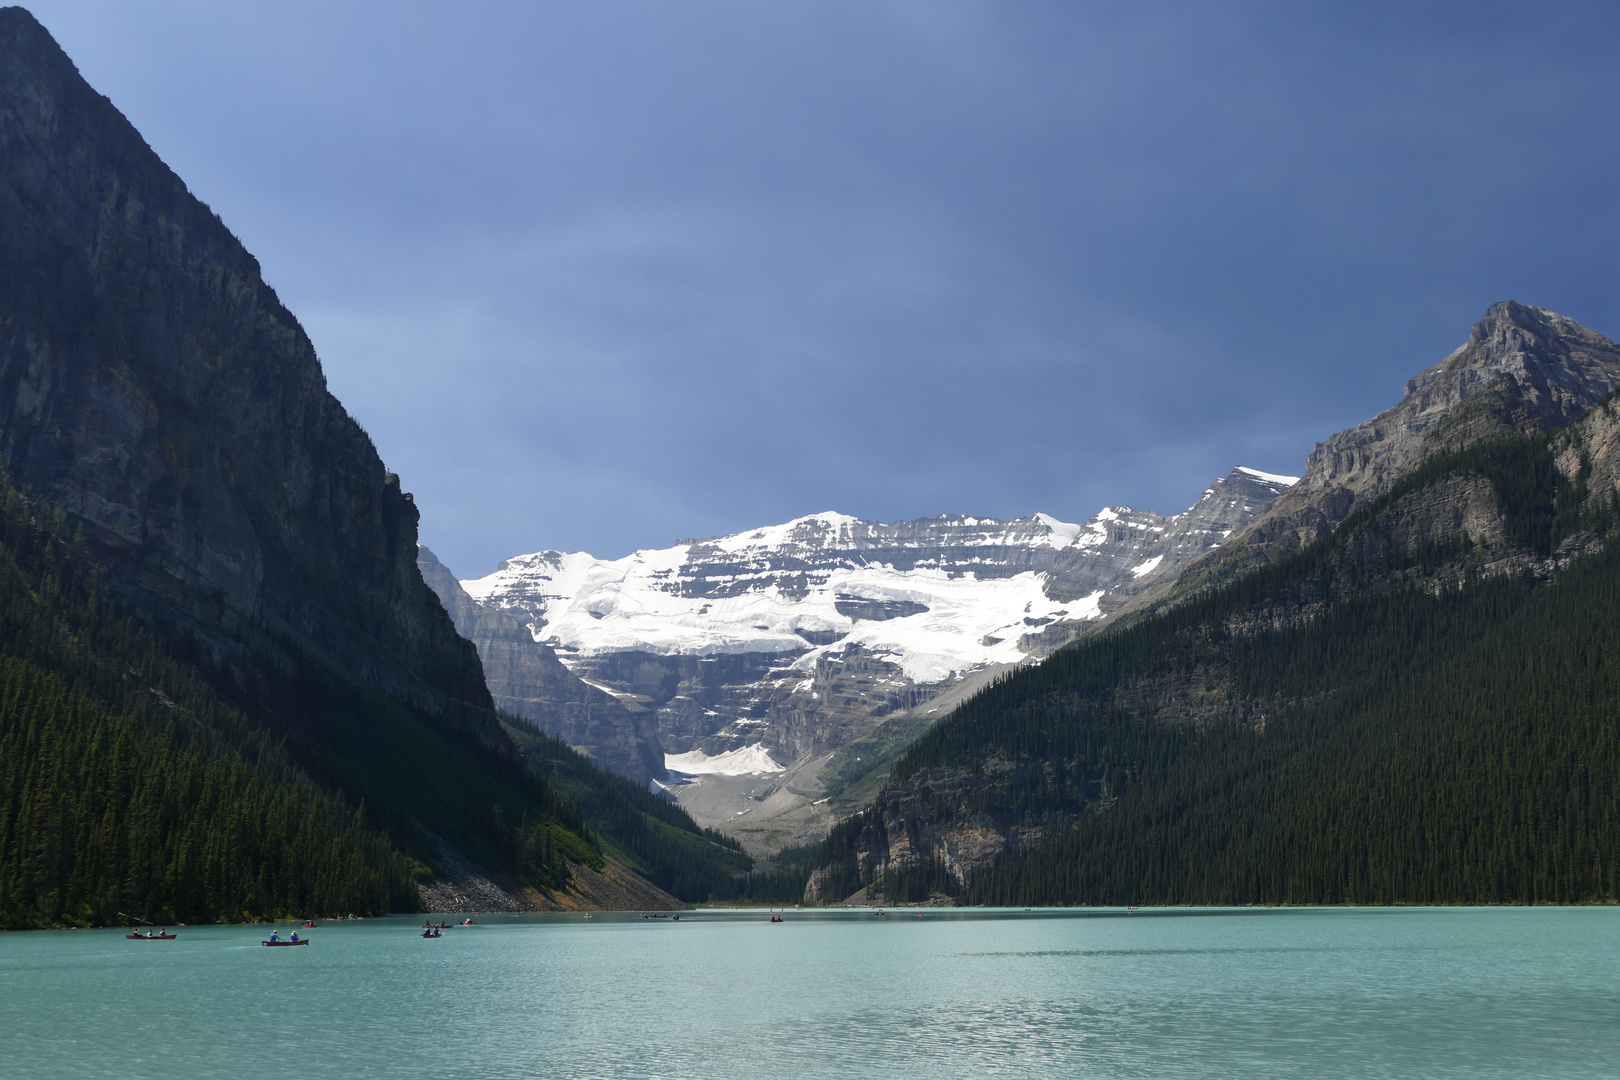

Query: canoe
left=126, top=932, right=176, bottom=940
left=261, top=939, right=308, bottom=946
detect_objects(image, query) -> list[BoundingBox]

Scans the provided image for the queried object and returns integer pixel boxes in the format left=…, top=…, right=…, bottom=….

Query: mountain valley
left=430, top=467, right=1297, bottom=850
left=2, top=5, right=1618, bottom=924
left=0, top=9, right=746, bottom=924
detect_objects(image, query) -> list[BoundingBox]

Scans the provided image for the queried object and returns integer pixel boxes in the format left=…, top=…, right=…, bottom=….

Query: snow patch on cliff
left=666, top=743, right=785, bottom=776
left=1236, top=466, right=1300, bottom=486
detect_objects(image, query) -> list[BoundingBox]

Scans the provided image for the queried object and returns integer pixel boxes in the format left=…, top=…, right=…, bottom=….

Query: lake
left=4, top=907, right=1618, bottom=1079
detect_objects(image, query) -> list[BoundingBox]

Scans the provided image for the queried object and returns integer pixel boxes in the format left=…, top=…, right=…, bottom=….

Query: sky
left=21, top=1, right=1620, bottom=576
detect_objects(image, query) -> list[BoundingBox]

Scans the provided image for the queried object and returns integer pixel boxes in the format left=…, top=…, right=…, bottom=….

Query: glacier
left=452, top=466, right=1297, bottom=849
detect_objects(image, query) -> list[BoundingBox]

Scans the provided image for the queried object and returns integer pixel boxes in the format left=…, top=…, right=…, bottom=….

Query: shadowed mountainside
left=0, top=7, right=492, bottom=735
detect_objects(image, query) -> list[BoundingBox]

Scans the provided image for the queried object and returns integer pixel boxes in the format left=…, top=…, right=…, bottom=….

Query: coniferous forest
left=506, top=717, right=796, bottom=902
left=0, top=464, right=816, bottom=926
left=807, top=426, right=1620, bottom=906
left=0, top=470, right=610, bottom=928
left=0, top=474, right=408, bottom=926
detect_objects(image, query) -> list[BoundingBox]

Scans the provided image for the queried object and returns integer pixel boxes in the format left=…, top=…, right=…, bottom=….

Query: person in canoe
left=289, top=931, right=300, bottom=943
left=268, top=930, right=280, bottom=942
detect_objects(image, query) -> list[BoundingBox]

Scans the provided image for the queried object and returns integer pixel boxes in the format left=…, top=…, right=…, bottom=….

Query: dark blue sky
left=26, top=1, right=1620, bottom=575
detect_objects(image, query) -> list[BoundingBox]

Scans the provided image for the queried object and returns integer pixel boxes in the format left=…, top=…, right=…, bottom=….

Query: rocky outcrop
left=1180, top=303, right=1620, bottom=583
left=801, top=756, right=1055, bottom=904
left=0, top=10, right=494, bottom=732
left=1556, top=395, right=1620, bottom=502
left=417, top=546, right=666, bottom=785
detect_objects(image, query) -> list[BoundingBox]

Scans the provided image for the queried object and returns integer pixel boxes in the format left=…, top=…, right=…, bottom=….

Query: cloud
left=24, top=0, right=1620, bottom=573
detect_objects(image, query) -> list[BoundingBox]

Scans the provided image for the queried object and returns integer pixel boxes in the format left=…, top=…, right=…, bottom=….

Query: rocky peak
left=1194, top=303, right=1620, bottom=565
left=1300, top=301, right=1620, bottom=505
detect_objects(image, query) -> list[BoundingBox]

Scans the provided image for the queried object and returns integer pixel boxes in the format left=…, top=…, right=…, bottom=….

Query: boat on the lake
left=769, top=915, right=784, bottom=923
left=262, top=938, right=308, bottom=947
left=126, top=930, right=176, bottom=940
left=422, top=928, right=442, bottom=938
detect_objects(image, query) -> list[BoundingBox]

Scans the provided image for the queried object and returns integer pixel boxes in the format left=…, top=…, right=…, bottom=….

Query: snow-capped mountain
left=457, top=467, right=1295, bottom=781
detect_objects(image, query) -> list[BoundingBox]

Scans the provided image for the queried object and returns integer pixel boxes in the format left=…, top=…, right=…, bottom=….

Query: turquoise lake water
left=3, top=907, right=1618, bottom=1079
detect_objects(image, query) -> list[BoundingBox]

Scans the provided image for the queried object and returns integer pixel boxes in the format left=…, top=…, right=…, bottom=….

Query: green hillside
left=0, top=473, right=599, bottom=928
left=505, top=717, right=750, bottom=898
left=509, top=718, right=817, bottom=903
left=808, top=427, right=1620, bottom=906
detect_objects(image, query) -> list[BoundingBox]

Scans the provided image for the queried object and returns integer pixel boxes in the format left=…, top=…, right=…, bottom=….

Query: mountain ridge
left=1173, top=301, right=1620, bottom=591
left=440, top=466, right=1295, bottom=848
left=795, top=303, right=1620, bottom=906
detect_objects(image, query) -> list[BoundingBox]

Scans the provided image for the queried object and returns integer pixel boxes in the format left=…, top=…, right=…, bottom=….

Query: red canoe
left=126, top=932, right=176, bottom=940
left=262, top=939, right=309, bottom=946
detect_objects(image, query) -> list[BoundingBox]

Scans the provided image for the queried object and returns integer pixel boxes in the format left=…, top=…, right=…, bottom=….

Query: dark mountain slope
left=0, top=9, right=673, bottom=921
left=0, top=472, right=425, bottom=927
left=500, top=716, right=783, bottom=902
left=803, top=391, right=1620, bottom=906
left=0, top=7, right=490, bottom=735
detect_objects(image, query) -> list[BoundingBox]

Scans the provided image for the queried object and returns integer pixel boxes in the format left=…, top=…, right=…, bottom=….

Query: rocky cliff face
left=0, top=10, right=493, bottom=731
left=417, top=545, right=666, bottom=785
left=1183, top=302, right=1620, bottom=582
left=1556, top=395, right=1620, bottom=504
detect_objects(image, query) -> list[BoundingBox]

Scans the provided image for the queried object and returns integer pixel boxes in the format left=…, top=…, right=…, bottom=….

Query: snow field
left=462, top=513, right=1115, bottom=685
left=665, top=743, right=785, bottom=776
